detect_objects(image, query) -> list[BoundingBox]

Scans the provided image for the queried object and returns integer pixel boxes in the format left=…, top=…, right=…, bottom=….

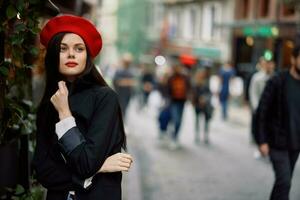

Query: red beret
left=40, top=15, right=102, bottom=58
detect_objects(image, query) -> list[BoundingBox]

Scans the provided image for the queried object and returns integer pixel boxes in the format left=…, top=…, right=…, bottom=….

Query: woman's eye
left=60, top=46, right=67, bottom=52
left=75, top=47, right=85, bottom=52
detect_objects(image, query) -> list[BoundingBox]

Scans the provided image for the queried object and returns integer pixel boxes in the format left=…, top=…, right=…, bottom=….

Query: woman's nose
left=68, top=50, right=75, bottom=59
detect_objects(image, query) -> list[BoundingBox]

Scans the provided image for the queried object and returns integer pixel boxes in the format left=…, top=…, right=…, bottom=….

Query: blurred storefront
left=227, top=0, right=298, bottom=78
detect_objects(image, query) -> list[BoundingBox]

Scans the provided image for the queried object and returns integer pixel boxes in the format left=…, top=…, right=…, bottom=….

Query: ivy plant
left=0, top=0, right=42, bottom=145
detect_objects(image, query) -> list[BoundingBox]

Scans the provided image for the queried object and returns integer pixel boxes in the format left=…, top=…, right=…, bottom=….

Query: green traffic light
left=264, top=50, right=273, bottom=61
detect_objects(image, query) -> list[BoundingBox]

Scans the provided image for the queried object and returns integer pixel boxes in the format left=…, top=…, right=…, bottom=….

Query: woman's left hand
left=50, top=81, right=72, bottom=120
left=99, top=153, right=133, bottom=173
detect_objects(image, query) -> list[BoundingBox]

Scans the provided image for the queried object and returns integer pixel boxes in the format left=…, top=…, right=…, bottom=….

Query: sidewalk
left=225, top=103, right=251, bottom=127
left=122, top=99, right=253, bottom=200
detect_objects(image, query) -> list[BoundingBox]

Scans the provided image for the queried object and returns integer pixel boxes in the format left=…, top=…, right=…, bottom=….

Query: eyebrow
left=61, top=43, right=85, bottom=46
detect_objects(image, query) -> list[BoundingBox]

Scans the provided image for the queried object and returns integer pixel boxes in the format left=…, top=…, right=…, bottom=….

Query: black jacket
left=256, top=71, right=290, bottom=149
left=32, top=80, right=125, bottom=200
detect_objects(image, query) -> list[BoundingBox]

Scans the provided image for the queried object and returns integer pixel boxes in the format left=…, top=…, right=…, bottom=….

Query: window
left=167, top=8, right=178, bottom=39
left=176, top=9, right=182, bottom=38
left=182, top=6, right=194, bottom=40
left=259, top=0, right=270, bottom=18
left=146, top=3, right=164, bottom=37
left=237, top=0, right=249, bottom=19
left=202, top=2, right=221, bottom=41
left=190, top=7, right=197, bottom=39
left=281, top=3, right=295, bottom=17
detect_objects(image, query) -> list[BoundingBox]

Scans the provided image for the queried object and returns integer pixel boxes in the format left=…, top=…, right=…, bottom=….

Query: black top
left=192, top=84, right=211, bottom=109
left=286, top=73, right=300, bottom=150
left=32, top=79, right=125, bottom=200
left=256, top=71, right=290, bottom=149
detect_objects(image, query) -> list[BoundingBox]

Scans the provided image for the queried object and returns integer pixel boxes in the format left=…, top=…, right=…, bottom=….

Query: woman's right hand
left=50, top=81, right=72, bottom=120
left=259, top=143, right=269, bottom=157
left=98, top=153, right=133, bottom=173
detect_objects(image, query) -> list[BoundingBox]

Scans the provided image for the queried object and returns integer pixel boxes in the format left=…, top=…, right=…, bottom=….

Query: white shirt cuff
left=55, top=116, right=76, bottom=139
left=84, top=176, right=93, bottom=189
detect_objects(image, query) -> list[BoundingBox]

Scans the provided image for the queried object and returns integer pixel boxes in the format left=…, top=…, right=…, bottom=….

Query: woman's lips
left=65, top=62, right=78, bottom=68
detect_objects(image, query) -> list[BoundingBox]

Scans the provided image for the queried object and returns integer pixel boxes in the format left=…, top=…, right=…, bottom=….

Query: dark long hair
left=37, top=32, right=126, bottom=149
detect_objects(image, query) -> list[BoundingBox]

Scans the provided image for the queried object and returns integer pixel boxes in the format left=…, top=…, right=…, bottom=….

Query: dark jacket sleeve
left=32, top=130, right=73, bottom=191
left=58, top=88, right=121, bottom=179
left=256, top=76, right=277, bottom=144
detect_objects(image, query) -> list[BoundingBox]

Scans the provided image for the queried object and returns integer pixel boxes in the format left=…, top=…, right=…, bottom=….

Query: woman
left=32, top=15, right=133, bottom=200
left=191, top=69, right=213, bottom=144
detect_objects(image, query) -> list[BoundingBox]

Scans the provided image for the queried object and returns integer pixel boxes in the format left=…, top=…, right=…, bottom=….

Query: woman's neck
left=66, top=76, right=76, bottom=82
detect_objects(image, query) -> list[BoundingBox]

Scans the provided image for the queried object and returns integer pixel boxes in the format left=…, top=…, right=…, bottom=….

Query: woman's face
left=59, top=33, right=87, bottom=81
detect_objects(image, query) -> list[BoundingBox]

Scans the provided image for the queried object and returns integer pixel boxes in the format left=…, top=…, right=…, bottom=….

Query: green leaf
left=6, top=5, right=17, bottom=19
left=11, top=34, right=24, bottom=45
left=27, top=18, right=34, bottom=28
left=11, top=105, right=25, bottom=119
left=0, top=66, right=9, bottom=76
left=30, top=27, right=40, bottom=34
left=16, top=0, right=24, bottom=12
left=14, top=23, right=26, bottom=32
left=15, top=184, right=25, bottom=195
left=29, top=47, right=39, bottom=56
left=12, top=48, right=23, bottom=60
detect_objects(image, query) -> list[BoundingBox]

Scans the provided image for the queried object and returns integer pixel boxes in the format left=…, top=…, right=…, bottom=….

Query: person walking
left=167, top=63, right=190, bottom=149
left=157, top=71, right=171, bottom=140
left=218, top=61, right=235, bottom=121
left=257, top=45, right=300, bottom=200
left=113, top=53, right=136, bottom=118
left=249, top=58, right=275, bottom=146
left=191, top=69, right=213, bottom=144
left=33, top=15, right=133, bottom=200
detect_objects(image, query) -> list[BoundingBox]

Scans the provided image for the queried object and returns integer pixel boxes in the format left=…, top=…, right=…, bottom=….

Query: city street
left=122, top=97, right=300, bottom=200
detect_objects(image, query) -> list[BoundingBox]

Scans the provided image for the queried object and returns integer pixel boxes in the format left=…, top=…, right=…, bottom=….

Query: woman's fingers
left=119, top=161, right=131, bottom=168
left=98, top=153, right=133, bottom=173
left=123, top=154, right=133, bottom=162
left=118, top=153, right=133, bottom=162
left=120, top=158, right=132, bottom=165
left=117, top=153, right=133, bottom=169
left=58, top=81, right=68, bottom=94
left=118, top=166, right=130, bottom=172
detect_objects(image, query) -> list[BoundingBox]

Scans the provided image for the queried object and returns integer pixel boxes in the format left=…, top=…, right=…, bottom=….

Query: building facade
left=150, top=0, right=235, bottom=67
left=231, top=0, right=298, bottom=78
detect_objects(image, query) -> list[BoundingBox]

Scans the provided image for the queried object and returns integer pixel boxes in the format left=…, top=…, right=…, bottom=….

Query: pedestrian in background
left=191, top=69, right=213, bottom=144
left=157, top=71, right=171, bottom=140
left=167, top=63, right=190, bottom=149
left=139, top=63, right=155, bottom=109
left=33, top=15, right=133, bottom=200
left=218, top=61, right=235, bottom=121
left=257, top=45, right=300, bottom=200
left=249, top=57, right=275, bottom=149
left=113, top=53, right=136, bottom=118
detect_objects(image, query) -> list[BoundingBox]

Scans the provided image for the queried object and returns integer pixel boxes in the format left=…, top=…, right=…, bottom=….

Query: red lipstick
left=65, top=61, right=78, bottom=68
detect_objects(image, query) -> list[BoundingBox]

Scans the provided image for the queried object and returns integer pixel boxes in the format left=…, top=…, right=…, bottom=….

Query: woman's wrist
left=59, top=110, right=72, bottom=120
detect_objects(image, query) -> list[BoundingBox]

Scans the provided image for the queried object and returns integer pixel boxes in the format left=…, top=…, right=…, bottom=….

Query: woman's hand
left=99, top=153, right=133, bottom=173
left=50, top=81, right=72, bottom=120
left=259, top=143, right=269, bottom=157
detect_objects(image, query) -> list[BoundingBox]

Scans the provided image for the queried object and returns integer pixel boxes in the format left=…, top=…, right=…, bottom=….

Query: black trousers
left=269, top=148, right=300, bottom=200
